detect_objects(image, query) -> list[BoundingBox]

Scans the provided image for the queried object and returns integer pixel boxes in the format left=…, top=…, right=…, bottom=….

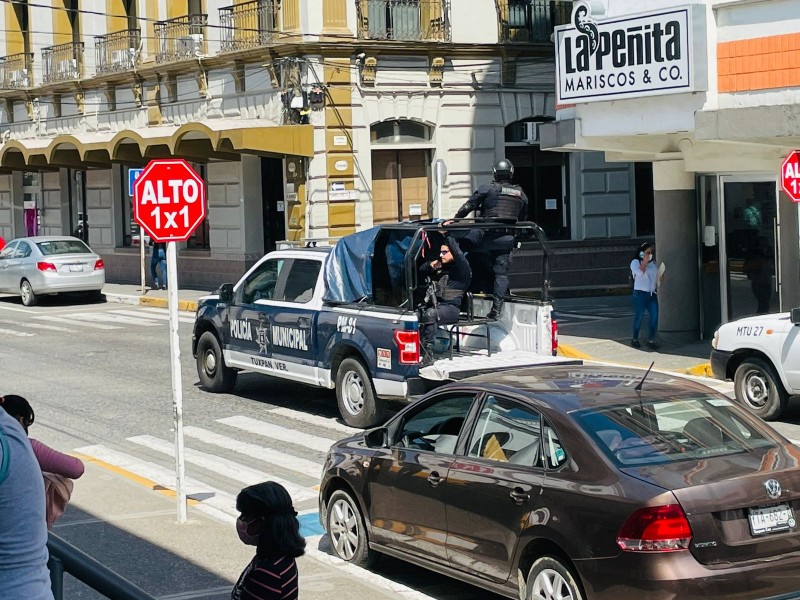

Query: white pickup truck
left=711, top=307, right=800, bottom=420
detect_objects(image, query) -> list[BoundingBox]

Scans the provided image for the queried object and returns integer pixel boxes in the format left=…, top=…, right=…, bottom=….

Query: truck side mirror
left=792, top=307, right=800, bottom=325
left=218, top=283, right=234, bottom=303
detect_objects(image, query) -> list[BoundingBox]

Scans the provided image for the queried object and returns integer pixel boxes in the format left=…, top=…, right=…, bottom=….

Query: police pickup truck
left=711, top=307, right=800, bottom=420
left=193, top=221, right=575, bottom=428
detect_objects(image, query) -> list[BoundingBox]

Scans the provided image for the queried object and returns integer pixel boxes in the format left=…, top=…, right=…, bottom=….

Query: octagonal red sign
left=781, top=151, right=800, bottom=203
left=133, top=159, right=207, bottom=242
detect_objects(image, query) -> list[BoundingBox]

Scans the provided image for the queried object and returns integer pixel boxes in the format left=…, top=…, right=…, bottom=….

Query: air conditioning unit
left=178, top=34, right=204, bottom=57
left=9, top=68, right=29, bottom=87
left=57, top=59, right=77, bottom=77
left=111, top=49, right=135, bottom=69
left=524, top=122, right=540, bottom=144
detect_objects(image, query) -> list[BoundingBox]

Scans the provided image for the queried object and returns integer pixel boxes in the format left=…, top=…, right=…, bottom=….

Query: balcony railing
left=357, top=0, right=451, bottom=41
left=95, top=28, right=141, bottom=75
left=155, top=14, right=208, bottom=63
left=0, top=52, right=34, bottom=89
left=500, top=0, right=571, bottom=43
left=219, top=0, right=280, bottom=52
left=42, top=41, right=84, bottom=83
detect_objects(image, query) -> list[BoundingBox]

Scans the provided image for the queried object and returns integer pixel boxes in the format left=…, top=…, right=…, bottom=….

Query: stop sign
left=133, top=159, right=207, bottom=242
left=781, top=151, right=800, bottom=203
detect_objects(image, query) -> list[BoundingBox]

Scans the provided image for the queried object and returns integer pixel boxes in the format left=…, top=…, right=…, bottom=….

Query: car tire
left=326, top=489, right=379, bottom=568
left=20, top=280, right=37, bottom=307
left=335, top=357, right=385, bottom=429
left=525, top=556, right=584, bottom=600
left=196, top=331, right=237, bottom=393
left=734, top=357, right=788, bottom=421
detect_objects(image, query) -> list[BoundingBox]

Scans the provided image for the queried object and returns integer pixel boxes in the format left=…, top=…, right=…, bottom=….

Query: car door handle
left=427, top=471, right=443, bottom=487
left=297, top=316, right=311, bottom=328
left=509, top=488, right=530, bottom=504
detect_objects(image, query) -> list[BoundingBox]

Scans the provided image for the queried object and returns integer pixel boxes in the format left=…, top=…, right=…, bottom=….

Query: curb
left=104, top=293, right=198, bottom=313
left=559, top=342, right=713, bottom=378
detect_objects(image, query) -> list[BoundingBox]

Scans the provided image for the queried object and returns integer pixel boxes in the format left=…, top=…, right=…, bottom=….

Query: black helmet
left=493, top=159, right=514, bottom=182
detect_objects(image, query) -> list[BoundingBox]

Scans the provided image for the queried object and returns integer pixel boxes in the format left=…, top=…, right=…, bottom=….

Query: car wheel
left=335, top=357, right=385, bottom=429
left=196, top=331, right=237, bottom=393
left=526, top=556, right=584, bottom=600
left=734, top=357, right=788, bottom=420
left=326, top=489, right=379, bottom=568
left=20, top=280, right=37, bottom=307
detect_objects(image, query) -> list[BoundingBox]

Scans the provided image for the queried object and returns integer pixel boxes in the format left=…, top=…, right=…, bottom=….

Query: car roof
left=13, top=236, right=85, bottom=243
left=459, top=365, right=718, bottom=413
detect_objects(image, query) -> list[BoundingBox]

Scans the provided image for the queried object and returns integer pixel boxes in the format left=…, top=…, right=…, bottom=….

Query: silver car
left=0, top=236, right=105, bottom=306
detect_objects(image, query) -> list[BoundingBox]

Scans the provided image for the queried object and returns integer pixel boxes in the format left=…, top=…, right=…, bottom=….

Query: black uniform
left=419, top=235, right=472, bottom=346
left=455, top=181, right=528, bottom=314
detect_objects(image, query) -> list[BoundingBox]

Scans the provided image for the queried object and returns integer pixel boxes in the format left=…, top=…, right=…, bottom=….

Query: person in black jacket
left=419, top=232, right=472, bottom=357
left=453, top=159, right=528, bottom=318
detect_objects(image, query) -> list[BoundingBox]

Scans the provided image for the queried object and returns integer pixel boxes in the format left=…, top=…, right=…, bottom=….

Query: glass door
left=698, top=175, right=721, bottom=339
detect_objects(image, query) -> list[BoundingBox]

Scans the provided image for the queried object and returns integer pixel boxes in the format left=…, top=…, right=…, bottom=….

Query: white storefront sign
left=555, top=3, right=706, bottom=103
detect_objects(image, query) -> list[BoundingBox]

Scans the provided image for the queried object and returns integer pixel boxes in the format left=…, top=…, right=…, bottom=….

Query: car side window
left=0, top=242, right=17, bottom=259
left=543, top=420, right=568, bottom=469
left=397, top=393, right=475, bottom=454
left=466, top=395, right=542, bottom=467
left=15, top=242, right=32, bottom=258
left=241, top=259, right=284, bottom=304
left=279, top=259, right=321, bottom=304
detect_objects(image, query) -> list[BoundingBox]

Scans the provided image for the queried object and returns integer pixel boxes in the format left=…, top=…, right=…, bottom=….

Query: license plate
left=748, top=504, right=796, bottom=536
left=68, top=264, right=83, bottom=272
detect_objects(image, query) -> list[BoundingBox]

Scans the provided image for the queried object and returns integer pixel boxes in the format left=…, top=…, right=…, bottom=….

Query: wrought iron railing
left=95, top=28, right=141, bottom=75
left=500, top=0, right=571, bottom=43
left=219, top=0, right=280, bottom=52
left=356, top=0, right=451, bottom=41
left=0, top=52, right=33, bottom=88
left=154, top=14, right=208, bottom=62
left=41, top=41, right=84, bottom=83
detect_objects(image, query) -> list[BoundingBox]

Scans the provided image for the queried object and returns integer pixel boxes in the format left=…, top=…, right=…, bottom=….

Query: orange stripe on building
left=718, top=33, right=800, bottom=92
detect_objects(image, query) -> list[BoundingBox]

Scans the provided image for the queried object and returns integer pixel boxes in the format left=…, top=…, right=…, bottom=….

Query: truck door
left=782, top=325, right=800, bottom=392
left=225, top=257, right=286, bottom=370
left=265, top=257, right=323, bottom=385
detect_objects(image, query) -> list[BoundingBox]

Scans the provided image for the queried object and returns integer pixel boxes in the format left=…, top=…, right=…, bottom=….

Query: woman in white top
left=630, top=242, right=662, bottom=349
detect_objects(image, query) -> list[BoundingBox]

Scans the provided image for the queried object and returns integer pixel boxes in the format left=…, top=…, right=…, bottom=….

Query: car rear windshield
left=574, top=395, right=780, bottom=466
left=37, top=239, right=92, bottom=255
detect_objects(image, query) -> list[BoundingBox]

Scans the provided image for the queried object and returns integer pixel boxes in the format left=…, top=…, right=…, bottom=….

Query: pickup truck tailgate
left=419, top=351, right=582, bottom=381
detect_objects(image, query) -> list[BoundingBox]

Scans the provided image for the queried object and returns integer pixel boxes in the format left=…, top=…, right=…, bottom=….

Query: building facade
left=543, top=0, right=800, bottom=340
left=0, top=0, right=651, bottom=292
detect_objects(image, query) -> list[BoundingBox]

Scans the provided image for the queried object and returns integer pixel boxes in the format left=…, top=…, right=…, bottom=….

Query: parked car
left=0, top=236, right=105, bottom=306
left=320, top=365, right=800, bottom=600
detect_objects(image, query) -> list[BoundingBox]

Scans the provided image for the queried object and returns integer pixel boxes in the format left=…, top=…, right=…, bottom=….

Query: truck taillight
left=551, top=319, right=558, bottom=356
left=393, top=330, right=420, bottom=365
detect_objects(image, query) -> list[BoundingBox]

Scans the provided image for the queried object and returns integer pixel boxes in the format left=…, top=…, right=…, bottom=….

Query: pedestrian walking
left=451, top=158, right=528, bottom=318
left=150, top=239, right=167, bottom=290
left=1, top=394, right=85, bottom=529
left=630, top=242, right=664, bottom=349
left=0, top=408, right=54, bottom=600
left=232, top=481, right=305, bottom=600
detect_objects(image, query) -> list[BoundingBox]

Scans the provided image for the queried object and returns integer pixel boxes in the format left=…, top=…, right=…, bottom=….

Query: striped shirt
left=231, top=555, right=298, bottom=600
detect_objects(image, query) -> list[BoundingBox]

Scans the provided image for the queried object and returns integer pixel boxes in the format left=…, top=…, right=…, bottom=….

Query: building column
left=653, top=160, right=699, bottom=342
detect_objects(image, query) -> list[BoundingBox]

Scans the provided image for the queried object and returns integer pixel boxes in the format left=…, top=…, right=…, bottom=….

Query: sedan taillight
left=616, top=504, right=692, bottom=552
left=94, top=259, right=105, bottom=270
left=37, top=262, right=57, bottom=272
left=393, top=329, right=420, bottom=365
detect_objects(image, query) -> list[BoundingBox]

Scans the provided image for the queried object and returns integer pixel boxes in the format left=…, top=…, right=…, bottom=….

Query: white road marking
left=68, top=312, right=163, bottom=327
left=127, top=435, right=318, bottom=502
left=111, top=309, right=194, bottom=324
left=267, top=407, right=361, bottom=436
left=0, top=303, right=34, bottom=313
left=183, top=426, right=322, bottom=479
left=218, top=416, right=338, bottom=453
left=33, top=315, right=122, bottom=330
left=0, top=318, right=77, bottom=333
left=138, top=306, right=196, bottom=318
left=0, top=327, right=35, bottom=337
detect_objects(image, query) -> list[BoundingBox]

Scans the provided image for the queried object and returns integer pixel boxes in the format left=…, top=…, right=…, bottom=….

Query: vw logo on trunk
left=765, top=479, right=782, bottom=500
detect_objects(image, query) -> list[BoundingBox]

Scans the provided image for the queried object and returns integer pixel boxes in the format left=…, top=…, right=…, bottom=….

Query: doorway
left=261, top=157, right=285, bottom=254
left=698, top=175, right=778, bottom=338
left=371, top=149, right=431, bottom=223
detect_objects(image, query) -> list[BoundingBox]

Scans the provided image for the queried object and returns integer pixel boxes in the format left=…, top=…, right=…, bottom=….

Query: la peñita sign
left=555, top=2, right=707, bottom=104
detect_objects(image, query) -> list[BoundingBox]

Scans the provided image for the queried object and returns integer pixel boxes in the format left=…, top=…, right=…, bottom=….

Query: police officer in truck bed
left=452, top=158, right=528, bottom=319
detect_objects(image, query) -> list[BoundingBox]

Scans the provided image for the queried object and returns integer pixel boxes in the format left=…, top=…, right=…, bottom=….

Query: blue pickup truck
left=192, top=221, right=575, bottom=427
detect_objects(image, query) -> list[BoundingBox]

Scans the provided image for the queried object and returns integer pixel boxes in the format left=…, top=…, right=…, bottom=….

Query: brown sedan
left=319, top=366, right=800, bottom=600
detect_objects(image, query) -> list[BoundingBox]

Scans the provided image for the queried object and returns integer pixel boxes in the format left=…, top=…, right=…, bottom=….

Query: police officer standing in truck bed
left=452, top=158, right=528, bottom=319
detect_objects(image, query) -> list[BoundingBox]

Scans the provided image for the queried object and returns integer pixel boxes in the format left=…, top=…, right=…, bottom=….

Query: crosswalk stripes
left=112, top=308, right=195, bottom=324
left=0, top=327, right=35, bottom=337
left=0, top=318, right=78, bottom=333
left=0, top=306, right=198, bottom=335
left=218, top=415, right=338, bottom=453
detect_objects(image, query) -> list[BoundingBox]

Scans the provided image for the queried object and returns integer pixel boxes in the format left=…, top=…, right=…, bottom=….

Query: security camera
left=355, top=52, right=366, bottom=65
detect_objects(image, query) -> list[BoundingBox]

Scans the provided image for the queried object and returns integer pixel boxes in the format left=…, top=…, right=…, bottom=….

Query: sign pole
left=166, top=241, right=187, bottom=523
left=140, top=231, right=146, bottom=292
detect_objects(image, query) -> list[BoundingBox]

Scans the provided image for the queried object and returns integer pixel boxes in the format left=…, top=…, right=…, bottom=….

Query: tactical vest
left=483, top=183, right=524, bottom=221
left=436, top=275, right=463, bottom=303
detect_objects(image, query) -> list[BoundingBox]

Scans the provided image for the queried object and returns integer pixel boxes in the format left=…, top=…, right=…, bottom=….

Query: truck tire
left=197, top=331, right=237, bottom=393
left=335, top=357, right=385, bottom=428
left=734, top=357, right=788, bottom=421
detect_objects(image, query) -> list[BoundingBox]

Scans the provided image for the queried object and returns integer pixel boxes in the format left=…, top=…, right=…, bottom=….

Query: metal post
left=140, top=231, right=146, bottom=292
left=166, top=241, right=187, bottom=523
left=48, top=555, right=64, bottom=600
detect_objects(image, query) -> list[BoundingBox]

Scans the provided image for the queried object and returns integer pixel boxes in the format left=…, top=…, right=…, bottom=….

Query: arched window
left=370, top=120, right=432, bottom=144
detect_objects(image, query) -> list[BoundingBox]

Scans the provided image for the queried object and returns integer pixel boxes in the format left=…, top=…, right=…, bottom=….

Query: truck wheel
left=197, top=331, right=237, bottom=393
left=20, top=280, right=37, bottom=307
left=326, top=489, right=379, bottom=568
left=335, top=357, right=385, bottom=428
left=734, top=358, right=788, bottom=421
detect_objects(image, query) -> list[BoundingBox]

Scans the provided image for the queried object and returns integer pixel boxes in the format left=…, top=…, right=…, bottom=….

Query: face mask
left=236, top=517, right=262, bottom=546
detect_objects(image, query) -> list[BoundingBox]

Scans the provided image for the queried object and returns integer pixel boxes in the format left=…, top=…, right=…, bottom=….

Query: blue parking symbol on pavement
left=128, top=168, right=144, bottom=197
